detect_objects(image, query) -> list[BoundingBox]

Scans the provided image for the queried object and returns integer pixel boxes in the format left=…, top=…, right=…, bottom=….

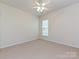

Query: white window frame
left=41, top=20, right=48, bottom=37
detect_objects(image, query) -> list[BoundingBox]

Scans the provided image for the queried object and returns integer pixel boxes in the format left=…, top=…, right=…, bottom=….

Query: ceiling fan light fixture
left=33, top=0, right=49, bottom=15
left=37, top=7, right=41, bottom=12
left=42, top=3, right=46, bottom=6
left=36, top=7, right=45, bottom=12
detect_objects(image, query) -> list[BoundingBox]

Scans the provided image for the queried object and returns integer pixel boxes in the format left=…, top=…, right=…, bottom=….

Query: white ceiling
left=0, top=0, right=79, bottom=16
left=0, top=0, right=33, bottom=12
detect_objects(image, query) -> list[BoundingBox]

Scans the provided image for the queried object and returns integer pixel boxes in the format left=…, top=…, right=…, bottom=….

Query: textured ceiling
left=0, top=0, right=79, bottom=16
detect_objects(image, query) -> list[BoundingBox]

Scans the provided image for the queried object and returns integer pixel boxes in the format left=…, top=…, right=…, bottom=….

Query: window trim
left=41, top=20, right=48, bottom=37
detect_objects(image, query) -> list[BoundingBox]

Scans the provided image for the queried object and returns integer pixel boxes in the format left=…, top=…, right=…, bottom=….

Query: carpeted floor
left=0, top=39, right=79, bottom=59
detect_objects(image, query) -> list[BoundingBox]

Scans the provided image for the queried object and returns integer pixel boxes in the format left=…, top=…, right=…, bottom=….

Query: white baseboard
left=45, top=39, right=79, bottom=48
left=0, top=39, right=37, bottom=49
left=41, top=37, right=79, bottom=48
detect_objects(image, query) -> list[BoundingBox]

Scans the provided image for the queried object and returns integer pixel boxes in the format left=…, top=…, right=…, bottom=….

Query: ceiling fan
left=33, top=0, right=49, bottom=14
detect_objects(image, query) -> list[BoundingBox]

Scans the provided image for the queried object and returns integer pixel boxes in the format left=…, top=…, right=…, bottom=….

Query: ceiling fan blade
left=42, top=1, right=50, bottom=6
left=33, top=7, right=38, bottom=8
left=42, top=3, right=46, bottom=6
left=35, top=1, right=40, bottom=6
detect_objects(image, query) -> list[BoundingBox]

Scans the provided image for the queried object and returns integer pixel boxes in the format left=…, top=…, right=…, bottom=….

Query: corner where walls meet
left=0, top=3, right=39, bottom=48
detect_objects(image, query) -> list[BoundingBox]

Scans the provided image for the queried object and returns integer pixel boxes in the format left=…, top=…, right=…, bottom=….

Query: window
left=42, top=20, right=48, bottom=36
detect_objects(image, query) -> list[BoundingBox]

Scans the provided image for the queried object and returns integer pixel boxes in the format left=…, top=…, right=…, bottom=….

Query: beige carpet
left=0, top=39, right=79, bottom=59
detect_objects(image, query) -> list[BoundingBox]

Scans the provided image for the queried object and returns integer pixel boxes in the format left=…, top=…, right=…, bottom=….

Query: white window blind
left=42, top=20, right=48, bottom=36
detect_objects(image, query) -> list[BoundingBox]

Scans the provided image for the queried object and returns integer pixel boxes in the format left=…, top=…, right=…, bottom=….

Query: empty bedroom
left=0, top=0, right=79, bottom=59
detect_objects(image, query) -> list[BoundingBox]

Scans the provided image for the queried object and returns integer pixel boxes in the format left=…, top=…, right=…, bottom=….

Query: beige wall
left=40, top=3, right=79, bottom=48
left=0, top=3, right=39, bottom=48
left=0, top=12, right=1, bottom=46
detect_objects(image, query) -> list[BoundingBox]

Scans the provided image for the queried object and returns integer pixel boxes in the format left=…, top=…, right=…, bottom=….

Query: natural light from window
left=42, top=20, right=48, bottom=36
